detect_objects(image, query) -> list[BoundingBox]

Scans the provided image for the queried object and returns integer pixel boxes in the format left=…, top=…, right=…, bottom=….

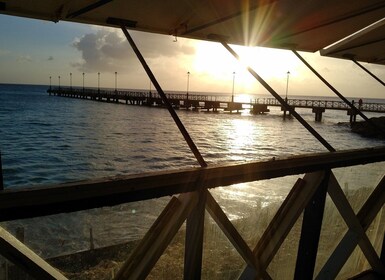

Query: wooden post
left=5, top=261, right=9, bottom=280
left=89, top=227, right=94, bottom=250
left=294, top=170, right=329, bottom=280
left=0, top=151, right=3, bottom=190
left=381, top=232, right=385, bottom=265
left=184, top=189, right=207, bottom=279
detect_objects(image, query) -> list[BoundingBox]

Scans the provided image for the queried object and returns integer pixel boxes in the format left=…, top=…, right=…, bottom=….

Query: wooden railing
left=48, top=88, right=385, bottom=114
left=0, top=147, right=384, bottom=279
left=255, top=98, right=385, bottom=112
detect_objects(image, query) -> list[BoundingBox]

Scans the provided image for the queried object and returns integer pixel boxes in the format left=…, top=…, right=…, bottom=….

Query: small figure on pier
left=358, top=98, right=363, bottom=109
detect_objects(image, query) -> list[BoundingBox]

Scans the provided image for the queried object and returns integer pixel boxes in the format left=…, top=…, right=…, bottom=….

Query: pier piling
left=312, top=108, right=325, bottom=122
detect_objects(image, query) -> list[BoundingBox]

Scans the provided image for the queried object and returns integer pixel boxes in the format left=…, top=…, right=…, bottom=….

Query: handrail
left=1, top=147, right=384, bottom=222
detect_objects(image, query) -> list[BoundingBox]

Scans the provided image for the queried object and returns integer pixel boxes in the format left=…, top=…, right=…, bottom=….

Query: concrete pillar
left=312, top=108, right=325, bottom=122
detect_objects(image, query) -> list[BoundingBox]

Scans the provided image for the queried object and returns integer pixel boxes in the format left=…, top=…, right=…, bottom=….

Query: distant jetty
left=47, top=87, right=385, bottom=122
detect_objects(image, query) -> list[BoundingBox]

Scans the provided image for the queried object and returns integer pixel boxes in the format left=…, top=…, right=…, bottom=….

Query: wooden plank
left=316, top=175, right=385, bottom=279
left=184, top=189, right=207, bottom=279
left=114, top=192, right=198, bottom=279
left=1, top=147, right=385, bottom=222
left=205, top=191, right=271, bottom=279
left=239, top=171, right=326, bottom=279
left=0, top=226, right=67, bottom=280
left=326, top=173, right=385, bottom=275
left=294, top=170, right=329, bottom=280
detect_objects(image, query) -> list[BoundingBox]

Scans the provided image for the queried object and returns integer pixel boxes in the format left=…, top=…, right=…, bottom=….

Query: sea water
left=0, top=84, right=384, bottom=264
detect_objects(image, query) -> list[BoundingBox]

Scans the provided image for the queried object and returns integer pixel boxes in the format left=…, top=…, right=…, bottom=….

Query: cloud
left=71, top=29, right=196, bottom=73
left=0, top=49, right=11, bottom=56
left=17, top=55, right=32, bottom=63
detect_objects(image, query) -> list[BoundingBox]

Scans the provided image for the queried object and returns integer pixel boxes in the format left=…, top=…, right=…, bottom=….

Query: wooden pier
left=47, top=87, right=385, bottom=122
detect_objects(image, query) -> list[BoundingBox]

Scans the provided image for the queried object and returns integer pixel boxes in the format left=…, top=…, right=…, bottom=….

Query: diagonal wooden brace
left=205, top=190, right=271, bottom=279
left=326, top=173, right=385, bottom=275
left=114, top=192, right=199, bottom=279
left=0, top=226, right=67, bottom=279
left=316, top=175, right=385, bottom=279
left=239, top=171, right=327, bottom=279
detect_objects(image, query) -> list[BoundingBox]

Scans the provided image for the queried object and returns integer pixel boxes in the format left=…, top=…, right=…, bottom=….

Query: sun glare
left=193, top=41, right=301, bottom=93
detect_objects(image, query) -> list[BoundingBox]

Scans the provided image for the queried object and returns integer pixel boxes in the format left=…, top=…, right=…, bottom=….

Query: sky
left=0, top=14, right=384, bottom=99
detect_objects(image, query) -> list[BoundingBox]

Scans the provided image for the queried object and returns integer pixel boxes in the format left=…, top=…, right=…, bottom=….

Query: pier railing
left=255, top=98, right=385, bottom=112
left=49, top=87, right=233, bottom=103
left=48, top=87, right=385, bottom=116
left=0, top=147, right=384, bottom=279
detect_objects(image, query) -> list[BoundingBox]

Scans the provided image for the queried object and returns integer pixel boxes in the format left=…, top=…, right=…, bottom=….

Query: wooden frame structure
left=0, top=148, right=384, bottom=279
left=1, top=2, right=385, bottom=278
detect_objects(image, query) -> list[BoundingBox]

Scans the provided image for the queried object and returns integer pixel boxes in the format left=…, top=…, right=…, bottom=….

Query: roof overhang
left=320, top=18, right=385, bottom=65
left=1, top=0, right=385, bottom=56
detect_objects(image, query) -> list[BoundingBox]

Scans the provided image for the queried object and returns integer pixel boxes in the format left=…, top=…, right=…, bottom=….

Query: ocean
left=1, top=84, right=384, bottom=188
left=0, top=83, right=384, bottom=277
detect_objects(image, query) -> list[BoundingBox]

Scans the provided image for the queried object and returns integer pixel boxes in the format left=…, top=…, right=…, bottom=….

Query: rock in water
left=350, top=116, right=385, bottom=139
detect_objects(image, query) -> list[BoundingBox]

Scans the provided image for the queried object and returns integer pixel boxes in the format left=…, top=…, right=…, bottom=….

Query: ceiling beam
left=66, top=0, right=113, bottom=19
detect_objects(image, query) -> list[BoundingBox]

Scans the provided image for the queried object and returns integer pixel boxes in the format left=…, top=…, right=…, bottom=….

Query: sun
left=192, top=40, right=301, bottom=93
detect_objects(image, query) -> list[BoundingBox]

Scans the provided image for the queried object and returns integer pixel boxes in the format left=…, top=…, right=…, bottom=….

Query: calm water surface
left=0, top=84, right=384, bottom=258
left=2, top=84, right=383, bottom=187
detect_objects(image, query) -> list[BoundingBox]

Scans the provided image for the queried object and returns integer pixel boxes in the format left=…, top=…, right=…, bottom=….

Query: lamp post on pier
left=186, top=71, right=190, bottom=100
left=49, top=76, right=51, bottom=90
left=232, top=71, right=236, bottom=103
left=70, top=73, right=72, bottom=90
left=285, top=70, right=290, bottom=101
left=58, top=76, right=61, bottom=90
left=115, top=71, right=118, bottom=93
left=98, top=72, right=100, bottom=93
left=82, top=72, right=85, bottom=92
